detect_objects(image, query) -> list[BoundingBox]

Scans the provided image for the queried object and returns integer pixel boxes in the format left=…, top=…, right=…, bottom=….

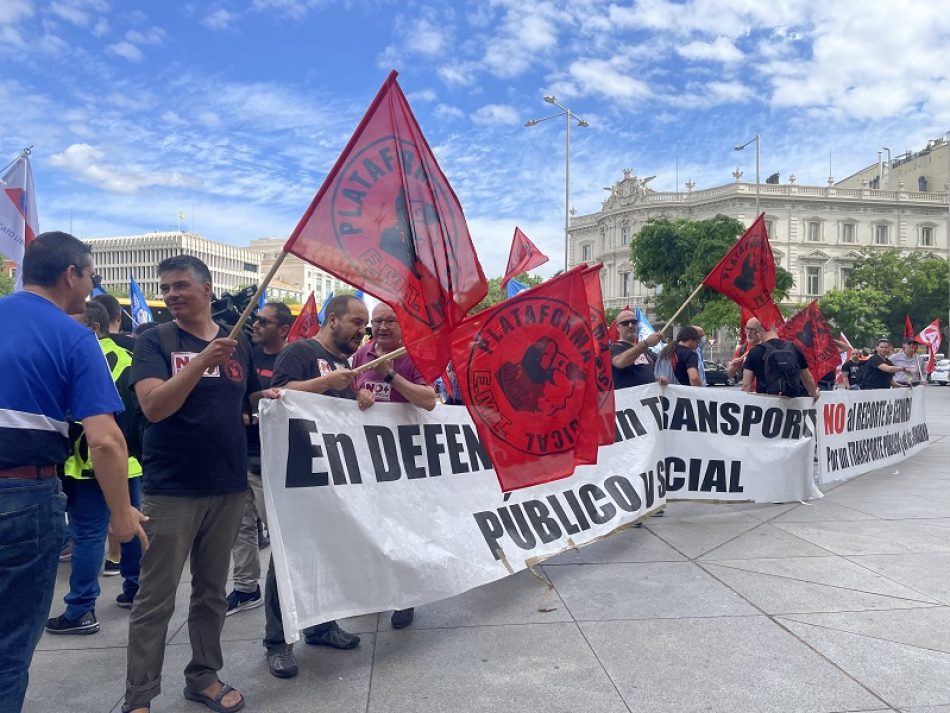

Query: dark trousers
left=262, top=554, right=333, bottom=653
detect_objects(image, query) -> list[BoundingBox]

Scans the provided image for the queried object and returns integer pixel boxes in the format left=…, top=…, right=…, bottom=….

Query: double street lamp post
left=734, top=134, right=760, bottom=217
left=525, top=96, right=589, bottom=271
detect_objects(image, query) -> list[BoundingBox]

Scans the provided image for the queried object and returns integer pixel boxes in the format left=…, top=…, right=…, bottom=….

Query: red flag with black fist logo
left=703, top=213, right=783, bottom=329
left=916, top=319, right=942, bottom=373
left=287, top=292, right=319, bottom=342
left=451, top=266, right=602, bottom=492
left=502, top=227, right=548, bottom=287
left=777, top=301, right=839, bottom=381
left=581, top=264, right=615, bottom=446
left=283, top=70, right=488, bottom=382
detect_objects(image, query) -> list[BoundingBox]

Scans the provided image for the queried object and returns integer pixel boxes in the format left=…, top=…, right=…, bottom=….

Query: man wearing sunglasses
left=610, top=309, right=662, bottom=389
left=225, top=303, right=294, bottom=616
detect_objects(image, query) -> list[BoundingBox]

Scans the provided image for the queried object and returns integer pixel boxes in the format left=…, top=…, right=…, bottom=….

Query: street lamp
left=734, top=134, right=760, bottom=217
left=525, top=95, right=589, bottom=271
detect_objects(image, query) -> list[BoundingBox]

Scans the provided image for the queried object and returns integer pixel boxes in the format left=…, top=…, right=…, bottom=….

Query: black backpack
left=760, top=339, right=804, bottom=397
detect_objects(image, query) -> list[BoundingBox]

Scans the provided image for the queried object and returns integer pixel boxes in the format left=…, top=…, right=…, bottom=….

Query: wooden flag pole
left=227, top=250, right=289, bottom=340
left=657, top=282, right=705, bottom=337
left=353, top=346, right=408, bottom=373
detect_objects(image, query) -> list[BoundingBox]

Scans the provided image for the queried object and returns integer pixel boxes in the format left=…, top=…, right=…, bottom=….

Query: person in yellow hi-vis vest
left=45, top=301, right=144, bottom=636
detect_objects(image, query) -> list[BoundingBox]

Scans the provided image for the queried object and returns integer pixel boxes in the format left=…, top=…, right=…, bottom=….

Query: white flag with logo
left=0, top=153, right=39, bottom=291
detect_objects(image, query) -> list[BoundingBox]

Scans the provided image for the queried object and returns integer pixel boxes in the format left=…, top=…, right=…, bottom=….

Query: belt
left=0, top=465, right=60, bottom=480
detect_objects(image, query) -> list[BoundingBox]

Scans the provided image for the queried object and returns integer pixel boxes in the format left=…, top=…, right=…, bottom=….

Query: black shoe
left=391, top=608, right=414, bottom=629
left=116, top=592, right=135, bottom=609
left=102, top=559, right=121, bottom=577
left=267, top=645, right=298, bottom=678
left=46, top=611, right=99, bottom=635
left=225, top=586, right=263, bottom=616
left=304, top=621, right=360, bottom=649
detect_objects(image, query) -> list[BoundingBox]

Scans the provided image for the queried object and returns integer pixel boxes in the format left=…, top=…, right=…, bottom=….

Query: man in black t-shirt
left=742, top=323, right=820, bottom=399
left=263, top=295, right=369, bottom=680
left=841, top=350, right=866, bottom=389
left=862, top=338, right=911, bottom=390
left=124, top=256, right=273, bottom=713
left=226, top=302, right=293, bottom=616
left=610, top=309, right=662, bottom=388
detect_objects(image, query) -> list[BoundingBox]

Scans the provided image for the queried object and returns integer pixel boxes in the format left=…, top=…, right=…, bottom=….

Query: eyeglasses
left=617, top=319, right=637, bottom=327
left=254, top=317, right=279, bottom=327
left=371, top=318, right=398, bottom=327
left=75, top=265, right=102, bottom=288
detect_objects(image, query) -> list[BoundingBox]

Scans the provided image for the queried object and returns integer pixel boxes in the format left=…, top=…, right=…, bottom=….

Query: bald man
left=610, top=309, right=663, bottom=389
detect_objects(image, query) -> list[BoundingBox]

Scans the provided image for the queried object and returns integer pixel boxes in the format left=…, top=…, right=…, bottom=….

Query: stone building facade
left=245, top=238, right=348, bottom=306
left=569, top=169, right=950, bottom=313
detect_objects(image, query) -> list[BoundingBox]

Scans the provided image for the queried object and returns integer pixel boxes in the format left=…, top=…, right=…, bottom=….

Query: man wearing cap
left=610, top=309, right=662, bottom=388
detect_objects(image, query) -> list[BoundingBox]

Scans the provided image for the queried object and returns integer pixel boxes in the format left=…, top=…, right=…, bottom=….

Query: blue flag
left=257, top=287, right=267, bottom=312
left=636, top=307, right=663, bottom=354
left=130, top=274, right=153, bottom=327
left=90, top=285, right=107, bottom=297
left=318, top=291, right=334, bottom=325
left=506, top=278, right=528, bottom=299
left=354, top=290, right=364, bottom=301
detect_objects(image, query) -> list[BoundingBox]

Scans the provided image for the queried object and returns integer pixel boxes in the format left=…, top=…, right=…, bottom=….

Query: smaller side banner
left=816, top=388, right=930, bottom=484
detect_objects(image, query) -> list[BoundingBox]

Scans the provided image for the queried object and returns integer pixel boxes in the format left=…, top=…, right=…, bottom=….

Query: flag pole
left=227, top=250, right=289, bottom=339
left=353, top=346, right=408, bottom=373
left=658, top=282, right=705, bottom=337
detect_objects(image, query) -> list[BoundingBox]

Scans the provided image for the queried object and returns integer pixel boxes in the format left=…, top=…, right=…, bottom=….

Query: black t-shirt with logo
left=246, top=345, right=279, bottom=473
left=271, top=339, right=356, bottom=400
left=610, top=341, right=656, bottom=388
left=672, top=346, right=700, bottom=386
left=862, top=354, right=894, bottom=390
left=130, top=324, right=260, bottom=497
left=842, top=359, right=864, bottom=386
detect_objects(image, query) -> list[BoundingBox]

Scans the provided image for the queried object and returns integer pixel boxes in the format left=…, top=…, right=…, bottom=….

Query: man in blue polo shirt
left=0, top=231, right=147, bottom=713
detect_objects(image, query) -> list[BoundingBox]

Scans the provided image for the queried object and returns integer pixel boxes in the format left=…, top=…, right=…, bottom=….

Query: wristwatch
left=383, top=372, right=395, bottom=384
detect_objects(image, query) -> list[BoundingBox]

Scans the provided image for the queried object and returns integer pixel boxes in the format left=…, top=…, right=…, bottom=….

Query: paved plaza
left=25, top=388, right=950, bottom=713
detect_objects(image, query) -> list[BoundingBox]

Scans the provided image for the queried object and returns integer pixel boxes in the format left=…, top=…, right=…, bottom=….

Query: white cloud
left=91, top=16, right=109, bottom=36
left=202, top=8, right=237, bottom=31
left=435, top=103, right=464, bottom=120
left=50, top=143, right=204, bottom=193
left=437, top=62, right=477, bottom=87
left=470, top=104, right=520, bottom=126
left=569, top=59, right=651, bottom=101
left=0, top=25, right=24, bottom=47
left=125, top=27, right=165, bottom=46
left=109, top=41, right=143, bottom=62
left=677, top=36, right=744, bottom=63
left=250, top=0, right=328, bottom=21
left=407, top=88, right=437, bottom=103
left=0, top=0, right=32, bottom=25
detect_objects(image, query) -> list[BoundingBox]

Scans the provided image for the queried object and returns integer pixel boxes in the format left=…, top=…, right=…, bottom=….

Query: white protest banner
left=816, top=387, right=930, bottom=484
left=259, top=383, right=818, bottom=640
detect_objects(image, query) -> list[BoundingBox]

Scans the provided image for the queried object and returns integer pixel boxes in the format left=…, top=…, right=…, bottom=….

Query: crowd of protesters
left=0, top=232, right=934, bottom=713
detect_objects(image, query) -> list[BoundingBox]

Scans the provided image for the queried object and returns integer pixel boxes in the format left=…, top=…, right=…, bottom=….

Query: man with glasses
left=610, top=309, right=662, bottom=388
left=0, top=232, right=146, bottom=713
left=262, top=295, right=367, bottom=679
left=225, top=302, right=294, bottom=616
left=352, top=302, right=436, bottom=630
left=726, top=317, right=765, bottom=383
left=890, top=338, right=922, bottom=387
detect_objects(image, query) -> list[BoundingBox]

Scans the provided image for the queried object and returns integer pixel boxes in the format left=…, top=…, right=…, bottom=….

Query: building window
left=620, top=272, right=631, bottom=297
left=921, top=226, right=934, bottom=246
left=581, top=244, right=593, bottom=262
left=806, top=266, right=822, bottom=296
left=841, top=223, right=856, bottom=243
left=839, top=267, right=852, bottom=288
left=874, top=224, right=889, bottom=245
left=764, top=219, right=775, bottom=238
left=621, top=226, right=631, bottom=246
left=806, top=221, right=821, bottom=242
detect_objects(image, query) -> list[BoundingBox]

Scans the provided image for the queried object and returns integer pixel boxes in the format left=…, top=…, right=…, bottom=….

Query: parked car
left=704, top=360, right=738, bottom=387
left=930, top=359, right=950, bottom=385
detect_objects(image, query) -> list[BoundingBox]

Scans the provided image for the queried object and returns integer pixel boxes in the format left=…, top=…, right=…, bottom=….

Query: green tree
left=469, top=272, right=544, bottom=314
left=820, top=249, right=949, bottom=348
left=0, top=270, right=12, bottom=296
left=629, top=215, right=793, bottom=333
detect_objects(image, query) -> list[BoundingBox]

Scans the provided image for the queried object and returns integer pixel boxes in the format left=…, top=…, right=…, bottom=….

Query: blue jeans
left=63, top=476, right=144, bottom=618
left=0, top=477, right=67, bottom=713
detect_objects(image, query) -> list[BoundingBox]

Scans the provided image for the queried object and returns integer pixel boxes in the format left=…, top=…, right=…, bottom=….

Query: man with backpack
left=742, top=321, right=820, bottom=400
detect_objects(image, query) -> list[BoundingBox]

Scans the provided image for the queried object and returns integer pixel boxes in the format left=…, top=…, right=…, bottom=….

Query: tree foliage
left=470, top=272, right=544, bottom=314
left=0, top=270, right=12, bottom=297
left=819, top=249, right=949, bottom=348
left=629, top=215, right=793, bottom=333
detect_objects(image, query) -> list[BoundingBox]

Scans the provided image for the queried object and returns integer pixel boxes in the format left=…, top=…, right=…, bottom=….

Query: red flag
left=287, top=292, right=319, bottom=342
left=582, top=264, right=615, bottom=446
left=777, top=301, right=839, bottom=381
left=904, top=315, right=915, bottom=340
left=283, top=71, right=487, bottom=382
left=451, top=266, right=602, bottom=492
left=502, top=227, right=548, bottom=287
left=916, top=319, right=941, bottom=372
left=703, top=213, right=783, bottom=328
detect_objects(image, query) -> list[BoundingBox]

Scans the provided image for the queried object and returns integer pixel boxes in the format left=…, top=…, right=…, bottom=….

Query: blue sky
left=3, top=0, right=950, bottom=278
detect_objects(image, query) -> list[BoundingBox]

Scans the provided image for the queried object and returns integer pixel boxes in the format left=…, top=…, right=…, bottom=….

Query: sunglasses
left=254, top=316, right=280, bottom=327
left=617, top=319, right=637, bottom=327
left=75, top=265, right=102, bottom=288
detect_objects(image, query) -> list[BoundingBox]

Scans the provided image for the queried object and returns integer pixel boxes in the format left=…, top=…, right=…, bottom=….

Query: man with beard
left=262, top=295, right=368, bottom=679
left=352, top=303, right=436, bottom=630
